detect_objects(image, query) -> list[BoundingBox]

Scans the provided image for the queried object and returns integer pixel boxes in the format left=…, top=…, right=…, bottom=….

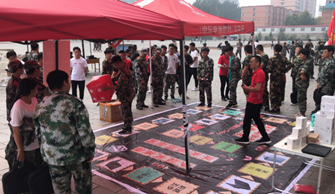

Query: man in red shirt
left=235, top=56, right=271, bottom=145
left=218, top=51, right=230, bottom=101
left=119, top=50, right=132, bottom=70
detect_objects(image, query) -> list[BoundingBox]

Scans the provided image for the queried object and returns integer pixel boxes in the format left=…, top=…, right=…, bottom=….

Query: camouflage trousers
left=164, top=74, right=176, bottom=98
left=6, top=147, right=43, bottom=170
left=49, top=160, right=92, bottom=194
left=152, top=79, right=163, bottom=104
left=121, top=100, right=133, bottom=129
left=292, top=77, right=297, bottom=94
left=297, top=81, right=309, bottom=115
left=229, top=79, right=239, bottom=105
left=136, top=80, right=148, bottom=107
left=199, top=80, right=212, bottom=105
left=235, top=49, right=241, bottom=59
left=289, top=54, right=296, bottom=62
left=242, top=76, right=251, bottom=95
left=269, top=80, right=283, bottom=110
left=315, top=87, right=335, bottom=111
left=263, top=75, right=269, bottom=108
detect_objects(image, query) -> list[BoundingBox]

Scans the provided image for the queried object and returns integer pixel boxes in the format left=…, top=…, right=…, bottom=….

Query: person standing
left=189, top=43, right=199, bottom=91
left=151, top=48, right=165, bottom=106
left=37, top=53, right=44, bottom=83
left=271, top=39, right=274, bottom=49
left=218, top=49, right=230, bottom=101
left=197, top=47, right=214, bottom=107
left=102, top=48, right=118, bottom=77
left=256, top=45, right=270, bottom=111
left=178, top=46, right=193, bottom=97
left=267, top=44, right=293, bottom=113
left=295, top=49, right=312, bottom=117
left=160, top=45, right=168, bottom=103
left=225, top=46, right=241, bottom=108
left=33, top=70, right=95, bottom=194
left=164, top=45, right=179, bottom=100
left=311, top=46, right=335, bottom=114
left=289, top=41, right=296, bottom=62
left=291, top=46, right=303, bottom=101
left=305, top=44, right=315, bottom=79
left=135, top=49, right=149, bottom=110
left=235, top=56, right=271, bottom=145
left=27, top=42, right=39, bottom=62
left=241, top=45, right=253, bottom=99
left=70, top=47, right=88, bottom=100
left=281, top=42, right=289, bottom=57
left=235, top=39, right=243, bottom=58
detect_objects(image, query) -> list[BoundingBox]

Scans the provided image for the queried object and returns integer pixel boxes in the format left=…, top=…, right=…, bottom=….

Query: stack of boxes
left=287, top=117, right=310, bottom=149
left=99, top=100, right=123, bottom=122
left=314, top=96, right=335, bottom=145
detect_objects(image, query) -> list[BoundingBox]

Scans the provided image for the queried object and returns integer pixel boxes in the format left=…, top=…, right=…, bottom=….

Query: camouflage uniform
left=235, top=42, right=243, bottom=58
left=28, top=76, right=49, bottom=103
left=33, top=91, right=96, bottom=194
left=151, top=55, right=164, bottom=104
left=242, top=54, right=253, bottom=95
left=27, top=52, right=39, bottom=62
left=228, top=56, right=241, bottom=105
left=289, top=44, right=296, bottom=62
left=268, top=54, right=293, bottom=110
left=112, top=65, right=135, bottom=129
left=317, top=50, right=324, bottom=74
left=135, top=57, right=148, bottom=107
left=295, top=60, right=312, bottom=115
left=197, top=57, right=214, bottom=105
left=160, top=55, right=168, bottom=100
left=164, top=74, right=176, bottom=99
left=281, top=45, right=289, bottom=57
left=102, top=60, right=116, bottom=77
left=128, top=56, right=138, bottom=95
left=308, top=53, right=314, bottom=78
left=260, top=53, right=269, bottom=109
left=315, top=58, right=335, bottom=110
left=291, top=57, right=302, bottom=93
left=6, top=76, right=21, bottom=122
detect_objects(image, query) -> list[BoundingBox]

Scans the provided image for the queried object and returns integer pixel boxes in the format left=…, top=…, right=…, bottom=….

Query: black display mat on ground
left=92, top=104, right=305, bottom=194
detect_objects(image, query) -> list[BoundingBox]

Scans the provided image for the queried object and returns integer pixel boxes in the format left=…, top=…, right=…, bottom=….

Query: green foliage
left=284, top=11, right=317, bottom=26
left=264, top=36, right=269, bottom=41
left=278, top=28, right=287, bottom=40
left=269, top=32, right=273, bottom=40
left=256, top=32, right=262, bottom=41
left=305, top=34, right=310, bottom=40
left=193, top=0, right=241, bottom=20
left=289, top=34, right=297, bottom=40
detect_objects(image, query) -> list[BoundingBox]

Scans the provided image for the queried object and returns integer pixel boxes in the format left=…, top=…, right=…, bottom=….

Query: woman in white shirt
left=6, top=78, right=42, bottom=169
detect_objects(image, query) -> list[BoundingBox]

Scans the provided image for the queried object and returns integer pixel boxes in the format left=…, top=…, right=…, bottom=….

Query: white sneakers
left=192, top=87, right=198, bottom=91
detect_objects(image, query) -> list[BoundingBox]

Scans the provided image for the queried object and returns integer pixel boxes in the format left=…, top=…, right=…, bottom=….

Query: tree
left=305, top=34, right=310, bottom=41
left=264, top=36, right=269, bottom=41
left=256, top=32, right=262, bottom=41
left=284, top=11, right=316, bottom=26
left=269, top=32, right=273, bottom=40
left=193, top=0, right=241, bottom=21
left=278, top=28, right=286, bottom=40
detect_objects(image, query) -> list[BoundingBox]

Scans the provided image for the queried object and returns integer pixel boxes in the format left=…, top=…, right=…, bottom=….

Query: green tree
left=284, top=11, right=316, bottom=26
left=305, top=34, right=310, bottom=40
left=264, top=36, right=269, bottom=41
left=193, top=0, right=241, bottom=20
left=269, top=32, right=273, bottom=40
left=256, top=32, right=262, bottom=41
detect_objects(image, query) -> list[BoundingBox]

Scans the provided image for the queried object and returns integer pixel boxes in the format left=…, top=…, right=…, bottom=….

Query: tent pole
left=55, top=40, right=59, bottom=70
left=89, top=42, right=92, bottom=55
left=149, top=41, right=153, bottom=109
left=81, top=40, right=85, bottom=58
left=180, top=38, right=191, bottom=172
left=26, top=44, right=29, bottom=52
left=251, top=33, right=255, bottom=55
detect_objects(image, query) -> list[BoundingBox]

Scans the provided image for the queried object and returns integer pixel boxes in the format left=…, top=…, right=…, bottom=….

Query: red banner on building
left=327, top=10, right=335, bottom=45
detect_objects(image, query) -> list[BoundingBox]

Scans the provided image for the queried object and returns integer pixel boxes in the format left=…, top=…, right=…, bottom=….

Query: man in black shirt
left=178, top=45, right=193, bottom=97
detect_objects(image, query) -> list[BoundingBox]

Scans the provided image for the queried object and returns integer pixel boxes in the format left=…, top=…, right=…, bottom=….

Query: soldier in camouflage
left=256, top=45, right=270, bottom=111
left=312, top=46, right=335, bottom=114
left=305, top=44, right=315, bottom=79
left=160, top=45, right=168, bottom=103
left=235, top=39, right=243, bottom=59
left=24, top=61, right=49, bottom=102
left=102, top=48, right=118, bottom=78
left=135, top=49, right=148, bottom=110
left=241, top=45, right=253, bottom=98
left=267, top=44, right=293, bottom=113
left=197, top=47, right=214, bottom=107
left=289, top=41, right=296, bottom=62
left=225, top=46, right=241, bottom=108
left=316, top=44, right=325, bottom=74
left=291, top=46, right=303, bottom=96
left=33, top=70, right=95, bottom=194
left=151, top=48, right=165, bottom=106
left=27, top=42, right=39, bottom=62
left=281, top=42, right=289, bottom=57
left=295, top=49, right=312, bottom=117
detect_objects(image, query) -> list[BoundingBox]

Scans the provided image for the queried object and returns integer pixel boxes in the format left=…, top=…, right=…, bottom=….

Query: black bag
left=2, top=162, right=35, bottom=194
left=290, top=91, right=297, bottom=104
left=28, top=163, right=54, bottom=194
left=313, top=89, right=322, bottom=105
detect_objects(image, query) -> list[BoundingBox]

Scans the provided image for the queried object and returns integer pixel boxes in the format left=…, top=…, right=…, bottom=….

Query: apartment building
left=271, top=0, right=317, bottom=17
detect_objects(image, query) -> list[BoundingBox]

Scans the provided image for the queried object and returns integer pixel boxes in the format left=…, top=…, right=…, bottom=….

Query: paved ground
left=0, top=40, right=334, bottom=193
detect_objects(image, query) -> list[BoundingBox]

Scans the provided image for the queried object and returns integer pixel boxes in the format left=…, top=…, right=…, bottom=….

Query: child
left=197, top=47, right=214, bottom=107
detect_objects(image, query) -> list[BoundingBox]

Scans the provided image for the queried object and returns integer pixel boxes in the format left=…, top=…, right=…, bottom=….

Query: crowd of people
left=3, top=39, right=335, bottom=193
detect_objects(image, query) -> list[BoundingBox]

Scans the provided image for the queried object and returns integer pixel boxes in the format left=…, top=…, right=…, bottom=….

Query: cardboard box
left=292, top=127, right=304, bottom=139
left=314, top=112, right=322, bottom=129
left=287, top=135, right=301, bottom=150
left=316, top=129, right=335, bottom=145
left=321, top=102, right=335, bottom=111
left=307, top=133, right=319, bottom=143
left=321, top=117, right=335, bottom=132
left=301, top=136, right=307, bottom=147
left=321, top=95, right=335, bottom=104
left=296, top=117, right=307, bottom=129
left=99, top=101, right=122, bottom=122
left=320, top=109, right=335, bottom=118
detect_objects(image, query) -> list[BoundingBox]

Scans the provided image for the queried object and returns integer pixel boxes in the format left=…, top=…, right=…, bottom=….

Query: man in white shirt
left=70, top=47, right=88, bottom=100
left=189, top=42, right=199, bottom=91
left=164, top=45, right=179, bottom=100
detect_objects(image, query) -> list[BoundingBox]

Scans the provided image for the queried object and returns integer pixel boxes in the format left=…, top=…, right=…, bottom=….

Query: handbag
left=28, top=162, right=54, bottom=194
left=2, top=162, right=35, bottom=194
left=290, top=91, right=297, bottom=104
left=313, top=89, right=322, bottom=105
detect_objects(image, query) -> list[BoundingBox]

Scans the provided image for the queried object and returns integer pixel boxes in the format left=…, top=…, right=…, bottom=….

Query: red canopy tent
left=132, top=0, right=254, bottom=37
left=0, top=0, right=183, bottom=41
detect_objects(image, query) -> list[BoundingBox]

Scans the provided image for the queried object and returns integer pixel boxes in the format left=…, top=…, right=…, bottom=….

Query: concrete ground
left=0, top=40, right=333, bottom=193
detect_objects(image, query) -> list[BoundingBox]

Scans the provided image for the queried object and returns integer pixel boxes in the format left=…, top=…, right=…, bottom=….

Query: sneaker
left=198, top=103, right=205, bottom=107
left=232, top=103, right=238, bottom=108
left=235, top=137, right=250, bottom=145
left=268, top=109, right=280, bottom=113
left=192, top=87, right=198, bottom=91
left=290, top=103, right=297, bottom=106
left=141, top=104, right=149, bottom=108
left=161, top=99, right=166, bottom=103
left=164, top=96, right=168, bottom=100
left=207, top=104, right=212, bottom=107
left=118, top=127, right=132, bottom=134
left=153, top=104, right=159, bottom=107
left=226, top=103, right=233, bottom=108
left=311, top=109, right=319, bottom=115
left=186, top=96, right=190, bottom=99
left=222, top=97, right=227, bottom=101
left=311, top=76, right=315, bottom=79
left=264, top=107, right=270, bottom=111
left=158, top=101, right=166, bottom=105
left=136, top=106, right=143, bottom=110
left=148, top=90, right=151, bottom=93
left=225, top=96, right=230, bottom=100
left=171, top=95, right=175, bottom=99
left=255, top=138, right=271, bottom=145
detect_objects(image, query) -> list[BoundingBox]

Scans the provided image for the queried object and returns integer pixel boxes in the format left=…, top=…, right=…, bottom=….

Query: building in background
left=241, top=5, right=300, bottom=27
left=320, top=1, right=335, bottom=25
left=219, top=0, right=239, bottom=5
left=271, top=0, right=317, bottom=17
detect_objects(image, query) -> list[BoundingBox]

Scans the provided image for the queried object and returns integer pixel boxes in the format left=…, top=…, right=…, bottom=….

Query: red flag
left=327, top=10, right=335, bottom=45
